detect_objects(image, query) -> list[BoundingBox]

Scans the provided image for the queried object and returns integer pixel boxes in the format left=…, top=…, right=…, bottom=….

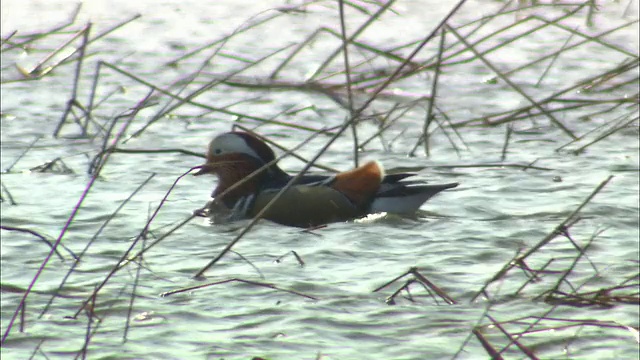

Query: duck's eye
left=213, top=148, right=222, bottom=155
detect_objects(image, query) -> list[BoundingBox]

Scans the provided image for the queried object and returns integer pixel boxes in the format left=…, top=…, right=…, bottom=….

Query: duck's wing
left=285, top=168, right=405, bottom=187
left=259, top=173, right=333, bottom=190
left=250, top=185, right=361, bottom=227
left=250, top=161, right=385, bottom=227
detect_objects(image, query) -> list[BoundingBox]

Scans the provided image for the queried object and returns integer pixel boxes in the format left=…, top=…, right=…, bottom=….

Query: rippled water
left=1, top=1, right=639, bottom=359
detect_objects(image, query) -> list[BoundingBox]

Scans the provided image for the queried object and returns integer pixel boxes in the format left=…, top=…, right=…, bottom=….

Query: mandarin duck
left=194, top=131, right=458, bottom=227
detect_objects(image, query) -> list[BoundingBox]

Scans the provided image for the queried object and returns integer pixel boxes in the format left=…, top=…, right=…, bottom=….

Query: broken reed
left=454, top=175, right=639, bottom=358
left=1, top=0, right=638, bottom=357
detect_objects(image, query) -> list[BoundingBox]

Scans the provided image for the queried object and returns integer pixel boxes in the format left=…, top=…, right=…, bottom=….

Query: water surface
left=1, top=1, right=639, bottom=359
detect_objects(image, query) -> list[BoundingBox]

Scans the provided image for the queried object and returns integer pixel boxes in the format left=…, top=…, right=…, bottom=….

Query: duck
left=194, top=131, right=458, bottom=227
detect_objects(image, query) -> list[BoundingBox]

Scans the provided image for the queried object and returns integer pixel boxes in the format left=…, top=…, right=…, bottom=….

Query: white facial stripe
left=209, top=133, right=262, bottom=160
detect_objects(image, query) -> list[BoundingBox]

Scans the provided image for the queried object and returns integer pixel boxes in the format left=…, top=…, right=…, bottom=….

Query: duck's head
left=194, top=131, right=281, bottom=178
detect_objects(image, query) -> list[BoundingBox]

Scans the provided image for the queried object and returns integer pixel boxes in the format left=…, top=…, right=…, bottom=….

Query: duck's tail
left=371, top=181, right=458, bottom=214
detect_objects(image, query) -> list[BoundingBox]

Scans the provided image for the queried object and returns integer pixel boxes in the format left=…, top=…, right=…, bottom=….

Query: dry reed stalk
left=303, top=0, right=398, bottom=81
left=29, top=157, right=74, bottom=174
left=160, top=278, right=318, bottom=300
left=162, top=2, right=316, bottom=67
left=373, top=267, right=456, bottom=305
left=1, top=4, right=81, bottom=52
left=486, top=313, right=539, bottom=359
left=122, top=230, right=148, bottom=342
left=0, top=182, right=17, bottom=205
left=445, top=24, right=577, bottom=140
left=0, top=226, right=76, bottom=261
left=500, top=124, right=513, bottom=162
left=535, top=28, right=576, bottom=87
left=70, top=168, right=196, bottom=318
left=27, top=339, right=47, bottom=360
left=53, top=23, right=92, bottom=137
left=275, top=250, right=306, bottom=267
left=337, top=0, right=359, bottom=168
left=129, top=39, right=298, bottom=141
left=3, top=136, right=41, bottom=173
left=78, top=289, right=98, bottom=359
left=0, top=94, right=150, bottom=342
left=472, top=175, right=614, bottom=302
left=408, top=28, right=447, bottom=157
left=39, top=174, right=156, bottom=318
left=90, top=61, right=329, bottom=135
left=469, top=312, right=640, bottom=358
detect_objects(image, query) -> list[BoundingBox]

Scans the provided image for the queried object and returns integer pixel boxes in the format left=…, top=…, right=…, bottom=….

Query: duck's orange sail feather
left=331, top=161, right=384, bottom=206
